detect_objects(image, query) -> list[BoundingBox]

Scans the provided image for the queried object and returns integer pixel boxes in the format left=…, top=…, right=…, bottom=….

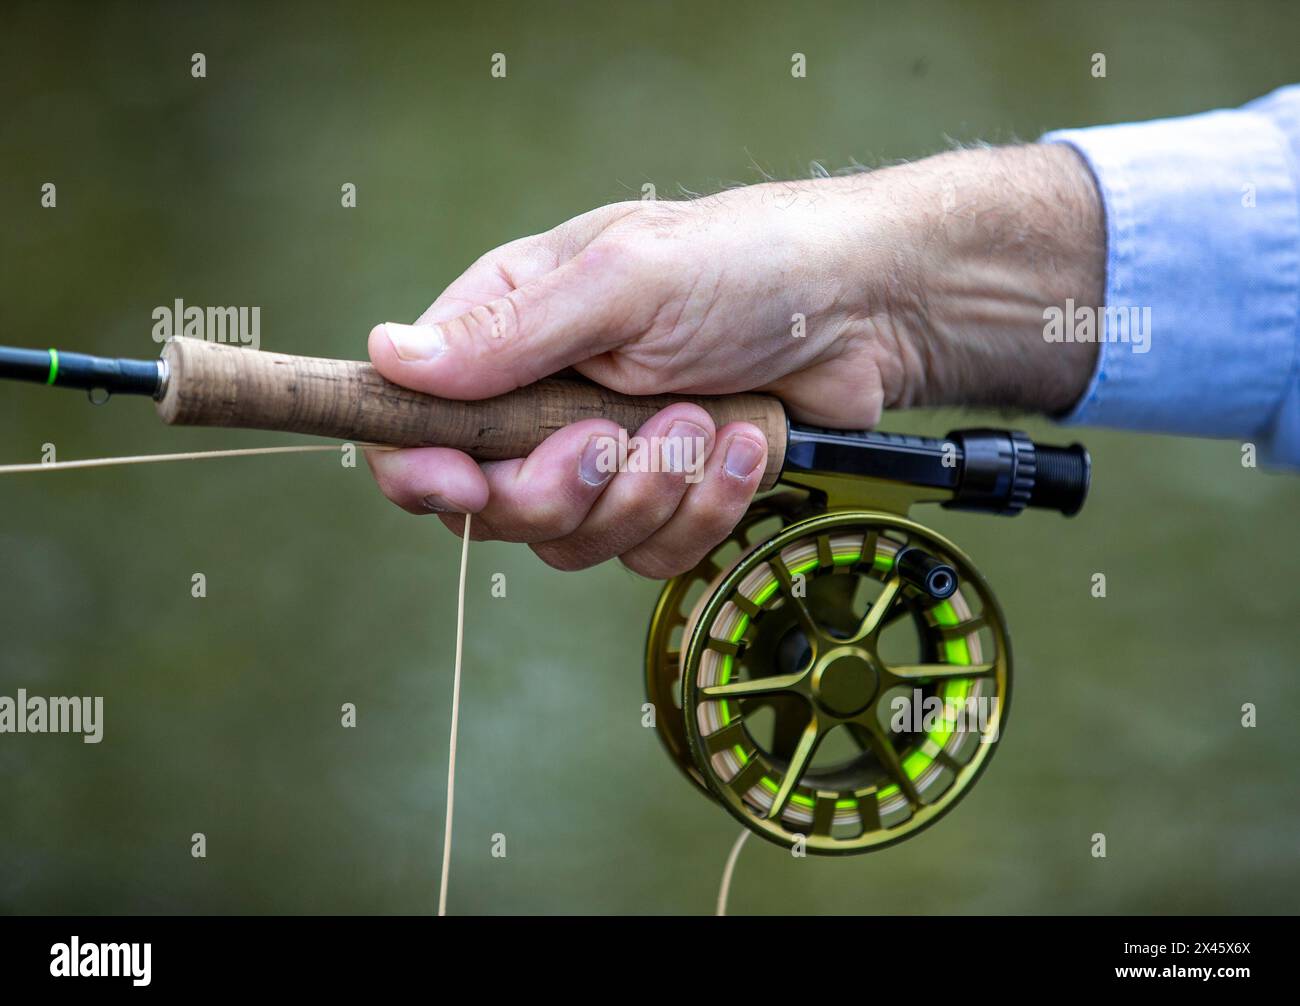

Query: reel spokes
left=674, top=509, right=1011, bottom=855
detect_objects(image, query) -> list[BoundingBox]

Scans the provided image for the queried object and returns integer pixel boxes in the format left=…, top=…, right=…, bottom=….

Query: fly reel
left=646, top=427, right=1090, bottom=855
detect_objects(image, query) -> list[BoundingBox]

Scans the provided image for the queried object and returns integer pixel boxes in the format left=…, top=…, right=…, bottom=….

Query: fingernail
left=579, top=436, right=615, bottom=487
left=385, top=322, right=445, bottom=361
left=421, top=493, right=465, bottom=513
left=661, top=421, right=709, bottom=474
left=723, top=436, right=764, bottom=478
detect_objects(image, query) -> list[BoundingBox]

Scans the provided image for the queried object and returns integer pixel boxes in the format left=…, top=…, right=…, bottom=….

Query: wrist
left=842, top=145, right=1106, bottom=416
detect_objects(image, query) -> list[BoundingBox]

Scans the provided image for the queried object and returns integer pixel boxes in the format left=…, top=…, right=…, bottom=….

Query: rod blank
left=0, top=345, right=162, bottom=397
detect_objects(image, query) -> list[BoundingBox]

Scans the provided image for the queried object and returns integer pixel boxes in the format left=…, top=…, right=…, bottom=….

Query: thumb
left=369, top=244, right=651, bottom=399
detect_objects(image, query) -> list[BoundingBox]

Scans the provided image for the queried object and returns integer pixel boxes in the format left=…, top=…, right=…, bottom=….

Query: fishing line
left=0, top=444, right=396, bottom=474
left=437, top=513, right=472, bottom=917
left=715, top=828, right=750, bottom=916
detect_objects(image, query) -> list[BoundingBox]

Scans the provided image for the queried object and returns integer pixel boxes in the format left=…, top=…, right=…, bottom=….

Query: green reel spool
left=646, top=486, right=1012, bottom=855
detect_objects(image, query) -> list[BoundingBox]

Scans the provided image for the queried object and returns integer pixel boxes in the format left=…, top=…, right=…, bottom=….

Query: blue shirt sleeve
left=1042, top=85, right=1300, bottom=467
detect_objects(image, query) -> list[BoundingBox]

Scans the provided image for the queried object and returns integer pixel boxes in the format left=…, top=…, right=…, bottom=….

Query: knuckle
left=580, top=234, right=646, bottom=278
left=483, top=294, right=522, bottom=344
left=643, top=490, right=686, bottom=528
left=530, top=543, right=594, bottom=572
left=699, top=489, right=749, bottom=531
left=519, top=498, right=582, bottom=540
left=703, top=510, right=746, bottom=547
left=446, top=294, right=523, bottom=348
left=620, top=546, right=690, bottom=581
left=438, top=311, right=481, bottom=353
left=631, top=478, right=690, bottom=526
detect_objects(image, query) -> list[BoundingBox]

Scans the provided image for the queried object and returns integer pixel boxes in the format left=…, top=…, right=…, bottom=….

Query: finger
left=368, top=237, right=662, bottom=400
left=619, top=423, right=767, bottom=579
left=434, top=418, right=624, bottom=544
left=414, top=234, right=560, bottom=326
left=415, top=203, right=642, bottom=327
left=365, top=447, right=489, bottom=516
left=530, top=404, right=715, bottom=572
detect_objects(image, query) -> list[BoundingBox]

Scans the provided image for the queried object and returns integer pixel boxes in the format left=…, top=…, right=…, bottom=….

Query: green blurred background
left=1, top=0, right=1297, bottom=915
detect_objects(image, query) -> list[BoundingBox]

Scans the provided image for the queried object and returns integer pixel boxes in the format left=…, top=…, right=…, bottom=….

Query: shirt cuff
left=1042, top=105, right=1300, bottom=455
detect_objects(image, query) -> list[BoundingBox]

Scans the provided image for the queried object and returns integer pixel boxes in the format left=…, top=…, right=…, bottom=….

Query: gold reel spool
left=648, top=505, right=1011, bottom=855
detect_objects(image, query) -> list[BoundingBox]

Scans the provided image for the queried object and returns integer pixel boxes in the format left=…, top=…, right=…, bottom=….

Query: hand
left=366, top=144, right=1103, bottom=577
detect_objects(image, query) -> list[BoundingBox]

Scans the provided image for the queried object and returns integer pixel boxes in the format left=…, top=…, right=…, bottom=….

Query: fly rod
left=1, top=335, right=1094, bottom=855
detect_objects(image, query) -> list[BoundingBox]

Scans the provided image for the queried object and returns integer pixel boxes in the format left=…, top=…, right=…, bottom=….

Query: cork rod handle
left=155, top=338, right=788, bottom=489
